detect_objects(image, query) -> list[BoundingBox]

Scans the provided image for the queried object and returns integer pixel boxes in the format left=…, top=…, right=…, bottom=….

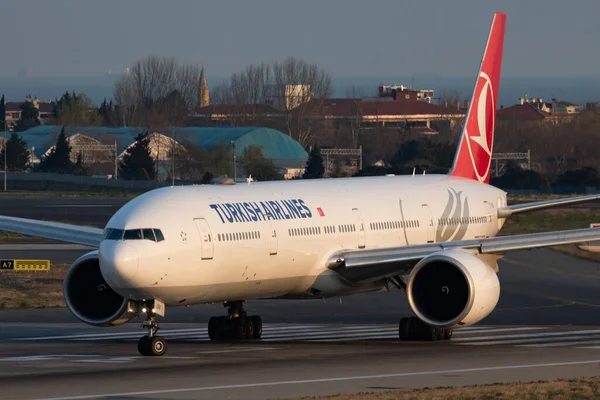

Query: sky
left=1, top=0, right=599, bottom=79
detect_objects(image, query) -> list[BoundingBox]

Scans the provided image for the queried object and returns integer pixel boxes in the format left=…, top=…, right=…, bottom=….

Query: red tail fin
left=450, top=12, right=506, bottom=184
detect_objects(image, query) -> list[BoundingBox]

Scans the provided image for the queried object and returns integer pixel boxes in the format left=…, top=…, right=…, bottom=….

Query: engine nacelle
left=406, top=249, right=500, bottom=329
left=63, top=251, right=136, bottom=327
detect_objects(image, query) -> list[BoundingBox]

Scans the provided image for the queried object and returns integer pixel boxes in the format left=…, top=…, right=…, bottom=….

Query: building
left=378, top=85, right=434, bottom=103
left=498, top=96, right=583, bottom=123
left=4, top=97, right=54, bottom=129
left=284, top=84, right=312, bottom=109
left=516, top=95, right=582, bottom=116
left=316, top=97, right=466, bottom=132
left=188, top=104, right=284, bottom=126
left=198, top=67, right=210, bottom=108
left=16, top=125, right=308, bottom=180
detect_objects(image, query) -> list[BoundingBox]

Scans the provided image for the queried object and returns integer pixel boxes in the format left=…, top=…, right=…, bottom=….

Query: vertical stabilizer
left=449, top=12, right=506, bottom=184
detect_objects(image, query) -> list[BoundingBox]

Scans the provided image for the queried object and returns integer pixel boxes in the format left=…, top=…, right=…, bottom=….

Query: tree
left=38, top=127, right=73, bottom=173
left=303, top=146, right=325, bottom=179
left=0, top=95, right=5, bottom=128
left=554, top=167, right=600, bottom=187
left=53, top=91, right=102, bottom=126
left=491, top=163, right=548, bottom=190
left=114, top=56, right=202, bottom=127
left=241, top=145, right=282, bottom=181
left=14, top=96, right=41, bottom=132
left=119, top=132, right=156, bottom=180
left=0, top=132, right=30, bottom=171
left=211, top=57, right=332, bottom=146
left=73, top=152, right=88, bottom=176
left=98, top=98, right=121, bottom=126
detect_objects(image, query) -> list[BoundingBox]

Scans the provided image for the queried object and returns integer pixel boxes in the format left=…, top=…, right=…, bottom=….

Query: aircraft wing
left=497, top=194, right=600, bottom=218
left=0, top=215, right=102, bottom=247
left=328, top=227, right=600, bottom=284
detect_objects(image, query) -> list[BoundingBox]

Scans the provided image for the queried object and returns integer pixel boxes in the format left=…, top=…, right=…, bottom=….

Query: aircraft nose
left=100, top=242, right=139, bottom=286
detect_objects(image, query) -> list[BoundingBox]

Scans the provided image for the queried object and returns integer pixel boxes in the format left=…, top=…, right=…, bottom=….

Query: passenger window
left=124, top=229, right=142, bottom=240
left=142, top=229, right=156, bottom=241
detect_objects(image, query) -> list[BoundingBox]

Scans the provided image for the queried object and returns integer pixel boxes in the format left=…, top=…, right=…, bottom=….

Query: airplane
left=3, top=12, right=600, bottom=357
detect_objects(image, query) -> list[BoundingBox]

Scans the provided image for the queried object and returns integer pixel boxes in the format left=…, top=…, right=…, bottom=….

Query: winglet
left=449, top=12, right=506, bottom=184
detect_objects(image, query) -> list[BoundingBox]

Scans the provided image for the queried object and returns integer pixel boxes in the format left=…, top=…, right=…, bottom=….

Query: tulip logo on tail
left=436, top=188, right=470, bottom=242
left=465, top=71, right=495, bottom=183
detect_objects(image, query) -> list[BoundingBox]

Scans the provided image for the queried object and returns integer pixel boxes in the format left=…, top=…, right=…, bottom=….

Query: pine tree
left=73, top=152, right=88, bottom=176
left=0, top=132, right=30, bottom=171
left=39, top=127, right=73, bottom=173
left=119, top=132, right=156, bottom=180
left=302, top=146, right=325, bottom=179
left=14, top=96, right=41, bottom=132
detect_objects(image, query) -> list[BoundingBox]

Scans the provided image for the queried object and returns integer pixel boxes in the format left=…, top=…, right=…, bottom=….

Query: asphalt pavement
left=2, top=196, right=600, bottom=399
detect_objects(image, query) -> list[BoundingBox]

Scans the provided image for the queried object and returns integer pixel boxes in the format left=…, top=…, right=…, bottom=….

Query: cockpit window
left=102, top=228, right=164, bottom=242
left=106, top=229, right=124, bottom=240
left=123, top=229, right=143, bottom=240
left=153, top=229, right=165, bottom=242
left=142, top=229, right=156, bottom=241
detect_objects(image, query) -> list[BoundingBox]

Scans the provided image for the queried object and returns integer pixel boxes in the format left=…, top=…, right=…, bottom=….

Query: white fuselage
left=98, top=174, right=507, bottom=306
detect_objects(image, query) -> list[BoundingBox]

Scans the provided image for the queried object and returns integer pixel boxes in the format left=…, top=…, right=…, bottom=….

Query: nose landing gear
left=137, top=300, right=167, bottom=356
left=208, top=301, right=262, bottom=341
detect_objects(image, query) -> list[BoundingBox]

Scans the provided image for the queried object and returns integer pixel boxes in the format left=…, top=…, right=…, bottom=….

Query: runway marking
left=17, top=325, right=600, bottom=350
left=16, top=325, right=323, bottom=341
left=33, top=359, right=600, bottom=400
left=0, top=244, right=93, bottom=251
left=454, top=328, right=600, bottom=344
left=475, top=334, right=600, bottom=347
left=197, top=347, right=279, bottom=354
left=34, top=205, right=116, bottom=208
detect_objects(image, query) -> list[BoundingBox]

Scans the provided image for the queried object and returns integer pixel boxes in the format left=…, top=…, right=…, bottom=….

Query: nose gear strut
left=137, top=300, right=167, bottom=356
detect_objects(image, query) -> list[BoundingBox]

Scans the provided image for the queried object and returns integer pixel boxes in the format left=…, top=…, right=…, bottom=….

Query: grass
left=500, top=208, right=600, bottom=235
left=0, top=264, right=66, bottom=309
left=295, top=376, right=600, bottom=399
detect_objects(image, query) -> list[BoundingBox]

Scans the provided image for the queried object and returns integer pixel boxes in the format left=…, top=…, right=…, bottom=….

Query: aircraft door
left=421, top=204, right=434, bottom=243
left=352, top=208, right=366, bottom=249
left=193, top=218, right=214, bottom=260
left=268, top=221, right=278, bottom=255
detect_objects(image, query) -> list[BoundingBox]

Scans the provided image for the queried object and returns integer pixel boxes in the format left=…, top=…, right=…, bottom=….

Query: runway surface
left=2, top=196, right=600, bottom=399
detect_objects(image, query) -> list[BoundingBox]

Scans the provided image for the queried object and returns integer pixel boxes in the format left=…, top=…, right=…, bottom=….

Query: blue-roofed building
left=17, top=126, right=308, bottom=179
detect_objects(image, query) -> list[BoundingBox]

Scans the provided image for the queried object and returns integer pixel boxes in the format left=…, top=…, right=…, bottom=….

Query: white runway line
left=454, top=328, right=600, bottom=344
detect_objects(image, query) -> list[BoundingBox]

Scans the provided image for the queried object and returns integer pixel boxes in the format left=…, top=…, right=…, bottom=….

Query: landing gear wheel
left=251, top=315, right=262, bottom=339
left=398, top=317, right=453, bottom=342
left=138, top=335, right=151, bottom=356
left=232, top=317, right=247, bottom=340
left=398, top=317, right=409, bottom=340
left=245, top=317, right=255, bottom=339
left=444, top=328, right=453, bottom=340
left=149, top=336, right=167, bottom=356
left=207, top=302, right=263, bottom=341
left=208, top=317, right=218, bottom=340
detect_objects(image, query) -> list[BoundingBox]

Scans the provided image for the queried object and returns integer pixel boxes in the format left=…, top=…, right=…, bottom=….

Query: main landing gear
left=399, top=317, right=453, bottom=341
left=208, top=301, right=262, bottom=341
left=137, top=301, right=167, bottom=356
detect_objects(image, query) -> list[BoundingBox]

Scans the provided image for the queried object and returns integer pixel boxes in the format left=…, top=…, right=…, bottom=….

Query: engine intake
left=407, top=249, right=500, bottom=328
left=63, top=251, right=135, bottom=326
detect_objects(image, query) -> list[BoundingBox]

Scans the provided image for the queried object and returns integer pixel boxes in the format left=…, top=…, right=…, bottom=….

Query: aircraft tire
left=251, top=316, right=262, bottom=339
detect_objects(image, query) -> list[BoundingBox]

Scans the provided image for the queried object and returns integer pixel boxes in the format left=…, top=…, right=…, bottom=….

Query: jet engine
left=63, top=251, right=136, bottom=327
left=406, top=249, right=500, bottom=329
